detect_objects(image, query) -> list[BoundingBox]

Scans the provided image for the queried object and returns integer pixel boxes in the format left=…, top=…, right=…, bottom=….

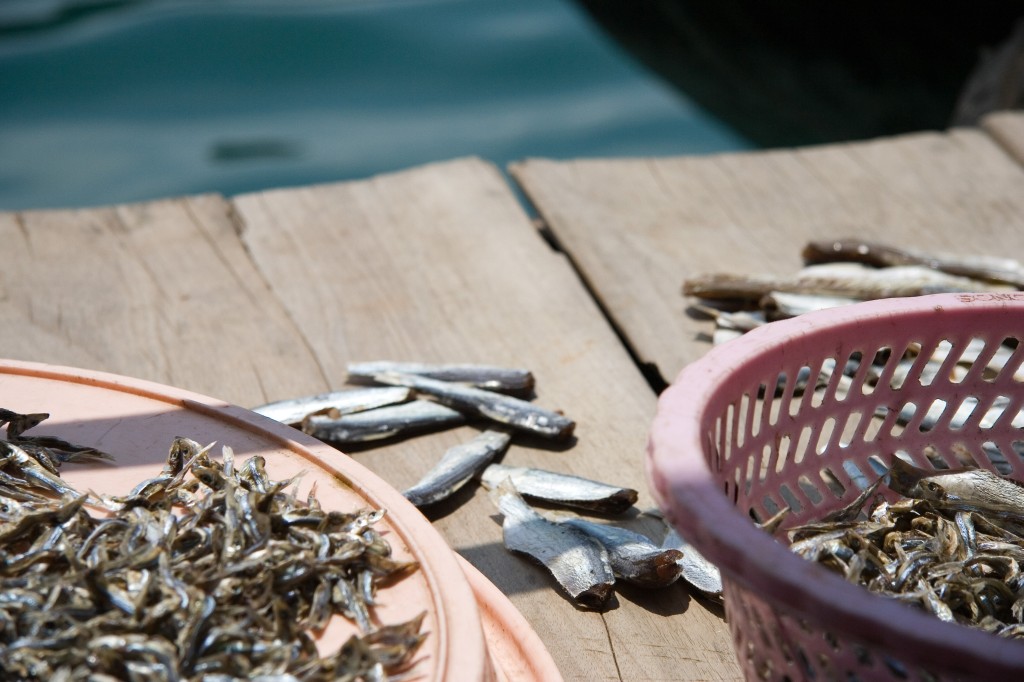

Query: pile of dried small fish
left=253, top=362, right=718, bottom=610
left=784, top=458, right=1024, bottom=639
left=683, top=238, right=1024, bottom=346
left=0, top=410, right=423, bottom=681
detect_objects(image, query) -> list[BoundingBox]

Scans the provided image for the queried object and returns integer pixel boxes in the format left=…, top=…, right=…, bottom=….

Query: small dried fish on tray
left=782, top=458, right=1024, bottom=639
left=0, top=428, right=424, bottom=680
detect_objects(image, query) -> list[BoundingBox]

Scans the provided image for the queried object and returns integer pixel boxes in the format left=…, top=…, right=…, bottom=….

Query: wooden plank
left=232, top=157, right=739, bottom=681
left=510, top=128, right=1024, bottom=386
left=982, top=110, right=1024, bottom=165
left=0, top=194, right=324, bottom=407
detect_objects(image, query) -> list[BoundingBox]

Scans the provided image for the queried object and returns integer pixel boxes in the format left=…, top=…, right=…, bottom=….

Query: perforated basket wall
left=647, top=294, right=1024, bottom=681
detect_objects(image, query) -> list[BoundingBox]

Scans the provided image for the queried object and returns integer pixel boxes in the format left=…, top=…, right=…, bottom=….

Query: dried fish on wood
left=561, top=518, right=683, bottom=588
left=479, top=463, right=637, bottom=514
left=301, top=399, right=465, bottom=444
left=251, top=387, right=412, bottom=426
left=683, top=264, right=1007, bottom=302
left=372, top=371, right=575, bottom=440
left=661, top=526, right=723, bottom=597
left=802, top=238, right=1024, bottom=288
left=490, top=482, right=614, bottom=609
left=0, top=435, right=425, bottom=680
left=403, top=430, right=511, bottom=507
left=347, top=361, right=535, bottom=394
left=760, top=291, right=861, bottom=317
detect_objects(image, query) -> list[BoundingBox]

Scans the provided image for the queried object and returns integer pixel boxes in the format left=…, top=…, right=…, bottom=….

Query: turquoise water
left=0, top=0, right=753, bottom=210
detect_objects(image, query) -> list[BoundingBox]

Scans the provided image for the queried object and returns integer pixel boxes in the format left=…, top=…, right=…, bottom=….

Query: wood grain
left=511, top=128, right=1024, bottom=387
left=232, top=157, right=740, bottom=681
left=0, top=194, right=323, bottom=407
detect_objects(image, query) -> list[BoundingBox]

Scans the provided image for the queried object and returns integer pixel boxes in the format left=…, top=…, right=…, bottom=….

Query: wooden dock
left=4, top=111, right=1024, bottom=681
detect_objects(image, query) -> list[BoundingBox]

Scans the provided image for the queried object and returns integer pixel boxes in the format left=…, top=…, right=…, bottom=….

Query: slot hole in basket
left=778, top=483, right=803, bottom=514
left=819, top=467, right=846, bottom=499
left=752, top=384, right=767, bottom=438
left=998, top=337, right=1024, bottom=383
left=917, top=399, right=947, bottom=433
left=949, top=442, right=981, bottom=469
left=745, top=451, right=759, bottom=496
left=949, top=396, right=980, bottom=432
left=862, top=411, right=884, bottom=443
left=811, top=357, right=838, bottom=408
left=841, top=459, right=872, bottom=491
left=867, top=455, right=889, bottom=477
left=982, top=441, right=1014, bottom=475
left=860, top=346, right=892, bottom=396
left=761, top=495, right=783, bottom=518
left=769, top=440, right=784, bottom=477
left=982, top=336, right=1019, bottom=383
left=816, top=417, right=837, bottom=455
left=920, top=339, right=955, bottom=387
left=978, top=395, right=1010, bottom=430
left=724, top=404, right=736, bottom=462
left=797, top=475, right=823, bottom=506
left=774, top=435, right=792, bottom=476
left=839, top=411, right=863, bottom=447
left=951, top=336, right=988, bottom=383
left=793, top=424, right=813, bottom=465
left=790, top=365, right=815, bottom=416
left=736, top=394, right=750, bottom=448
left=891, top=401, right=916, bottom=437
left=923, top=445, right=951, bottom=470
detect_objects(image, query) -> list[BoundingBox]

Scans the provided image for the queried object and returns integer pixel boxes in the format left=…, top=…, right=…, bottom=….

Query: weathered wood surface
left=983, top=110, right=1024, bottom=164
left=232, top=158, right=737, bottom=681
left=0, top=195, right=323, bottom=406
left=510, top=125, right=1024, bottom=388
left=1, top=158, right=738, bottom=681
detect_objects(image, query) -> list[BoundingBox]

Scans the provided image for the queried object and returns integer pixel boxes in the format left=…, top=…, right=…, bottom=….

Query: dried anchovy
left=0, top=435, right=425, bottom=681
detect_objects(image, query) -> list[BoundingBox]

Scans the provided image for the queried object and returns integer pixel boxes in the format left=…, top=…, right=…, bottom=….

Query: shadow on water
left=572, top=0, right=1024, bottom=148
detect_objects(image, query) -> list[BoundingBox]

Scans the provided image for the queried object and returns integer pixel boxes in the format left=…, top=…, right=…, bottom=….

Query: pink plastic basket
left=647, top=293, right=1024, bottom=681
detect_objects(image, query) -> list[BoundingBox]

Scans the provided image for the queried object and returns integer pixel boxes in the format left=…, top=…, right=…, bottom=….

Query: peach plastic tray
left=0, top=359, right=560, bottom=682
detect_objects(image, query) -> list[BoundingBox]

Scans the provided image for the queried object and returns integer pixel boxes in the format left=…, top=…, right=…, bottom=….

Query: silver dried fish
left=662, top=527, right=723, bottom=597
left=683, top=263, right=1007, bottom=301
left=251, top=387, right=412, bottom=426
left=802, top=238, right=1024, bottom=288
left=301, top=399, right=465, bottom=443
left=490, top=482, right=614, bottom=609
left=479, top=463, right=637, bottom=514
left=372, top=371, right=575, bottom=440
left=347, top=361, right=535, bottom=393
left=561, top=518, right=683, bottom=588
left=887, top=459, right=1024, bottom=519
left=402, top=430, right=511, bottom=507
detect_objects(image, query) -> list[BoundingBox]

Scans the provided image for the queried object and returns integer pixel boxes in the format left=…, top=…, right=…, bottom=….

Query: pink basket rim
left=647, top=293, right=1024, bottom=674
